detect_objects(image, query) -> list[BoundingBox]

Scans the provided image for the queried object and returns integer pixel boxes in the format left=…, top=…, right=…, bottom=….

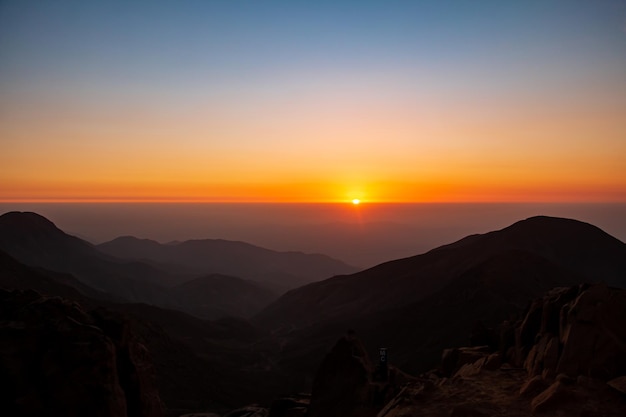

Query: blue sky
left=3, top=1, right=624, bottom=95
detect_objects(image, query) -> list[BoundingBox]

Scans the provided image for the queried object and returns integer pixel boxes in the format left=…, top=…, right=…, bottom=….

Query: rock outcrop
left=378, top=284, right=626, bottom=416
left=308, top=332, right=375, bottom=417
left=307, top=332, right=411, bottom=417
left=516, top=283, right=626, bottom=381
left=0, top=289, right=164, bottom=417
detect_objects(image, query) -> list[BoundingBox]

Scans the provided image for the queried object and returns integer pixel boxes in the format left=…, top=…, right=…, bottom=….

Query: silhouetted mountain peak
left=108, top=235, right=159, bottom=244
left=103, top=235, right=163, bottom=250
left=256, top=215, right=626, bottom=344
left=505, top=215, right=610, bottom=237
left=438, top=216, right=619, bottom=253
left=0, top=211, right=94, bottom=257
left=0, top=211, right=63, bottom=236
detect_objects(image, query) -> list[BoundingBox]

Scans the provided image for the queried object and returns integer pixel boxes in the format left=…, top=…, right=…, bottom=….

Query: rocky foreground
left=0, top=289, right=164, bottom=417
left=2, top=282, right=626, bottom=417
left=221, top=283, right=626, bottom=417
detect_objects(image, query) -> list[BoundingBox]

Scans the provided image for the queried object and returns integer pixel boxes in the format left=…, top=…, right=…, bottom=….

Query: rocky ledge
left=381, top=283, right=626, bottom=416
left=0, top=289, right=164, bottom=417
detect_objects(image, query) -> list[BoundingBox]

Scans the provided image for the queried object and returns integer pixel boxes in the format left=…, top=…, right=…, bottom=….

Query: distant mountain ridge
left=97, top=234, right=358, bottom=290
left=0, top=212, right=276, bottom=318
left=0, top=248, right=110, bottom=302
left=0, top=211, right=357, bottom=319
left=0, top=211, right=182, bottom=301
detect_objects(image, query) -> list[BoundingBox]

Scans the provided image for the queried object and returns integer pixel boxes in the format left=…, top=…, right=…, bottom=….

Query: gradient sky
left=1, top=0, right=625, bottom=202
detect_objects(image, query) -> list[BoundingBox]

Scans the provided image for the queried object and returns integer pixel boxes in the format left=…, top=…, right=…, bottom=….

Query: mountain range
left=0, top=211, right=356, bottom=318
left=1, top=211, right=625, bottom=415
left=97, top=234, right=357, bottom=291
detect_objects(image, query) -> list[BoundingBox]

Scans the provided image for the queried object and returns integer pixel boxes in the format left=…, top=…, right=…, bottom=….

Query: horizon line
left=1, top=199, right=625, bottom=204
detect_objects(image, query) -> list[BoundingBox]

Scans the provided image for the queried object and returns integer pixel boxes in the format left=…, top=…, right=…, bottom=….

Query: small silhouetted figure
left=375, top=347, right=388, bottom=381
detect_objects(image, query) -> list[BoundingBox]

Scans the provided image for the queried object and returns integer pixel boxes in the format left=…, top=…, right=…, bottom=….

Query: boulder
left=453, top=352, right=502, bottom=378
left=530, top=381, right=578, bottom=414
left=441, top=348, right=460, bottom=376
left=0, top=289, right=164, bottom=417
left=557, top=284, right=626, bottom=379
left=514, top=284, right=626, bottom=381
left=519, top=375, right=547, bottom=397
left=441, top=346, right=491, bottom=377
left=308, top=333, right=373, bottom=417
left=607, top=376, right=626, bottom=395
left=514, top=286, right=579, bottom=368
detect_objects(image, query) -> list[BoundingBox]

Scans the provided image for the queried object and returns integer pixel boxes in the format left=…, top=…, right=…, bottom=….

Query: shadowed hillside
left=0, top=212, right=278, bottom=319
left=0, top=211, right=183, bottom=302
left=253, top=216, right=626, bottom=390
left=256, top=216, right=626, bottom=328
left=97, top=235, right=359, bottom=290
left=0, top=251, right=280, bottom=415
left=172, top=273, right=277, bottom=319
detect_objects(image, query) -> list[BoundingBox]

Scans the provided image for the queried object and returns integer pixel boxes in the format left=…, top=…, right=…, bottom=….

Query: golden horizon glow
left=3, top=89, right=625, bottom=203
left=1, top=178, right=625, bottom=204
left=1, top=2, right=625, bottom=204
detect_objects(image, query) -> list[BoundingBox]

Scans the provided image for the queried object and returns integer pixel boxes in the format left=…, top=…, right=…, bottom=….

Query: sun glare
left=352, top=199, right=361, bottom=205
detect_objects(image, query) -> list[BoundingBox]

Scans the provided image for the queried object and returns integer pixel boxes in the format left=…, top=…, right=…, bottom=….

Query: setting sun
left=1, top=0, right=625, bottom=205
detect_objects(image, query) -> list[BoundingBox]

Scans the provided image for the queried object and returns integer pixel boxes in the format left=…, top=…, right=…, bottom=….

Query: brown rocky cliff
left=517, top=283, right=626, bottom=381
left=0, top=289, right=164, bottom=417
left=378, top=284, right=626, bottom=417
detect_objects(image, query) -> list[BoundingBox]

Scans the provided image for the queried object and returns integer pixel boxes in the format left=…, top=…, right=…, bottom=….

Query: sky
left=1, top=0, right=625, bottom=203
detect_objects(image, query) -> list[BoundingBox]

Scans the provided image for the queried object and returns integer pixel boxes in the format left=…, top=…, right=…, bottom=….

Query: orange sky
left=1, top=1, right=625, bottom=203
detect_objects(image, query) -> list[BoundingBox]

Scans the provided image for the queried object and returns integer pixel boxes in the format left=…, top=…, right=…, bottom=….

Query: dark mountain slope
left=97, top=235, right=358, bottom=290
left=0, top=288, right=165, bottom=417
left=0, top=249, right=109, bottom=301
left=0, top=251, right=277, bottom=413
left=265, top=250, right=587, bottom=390
left=251, top=216, right=626, bottom=392
left=361, top=249, right=586, bottom=372
left=255, top=216, right=626, bottom=329
left=0, top=212, right=182, bottom=303
left=173, top=273, right=277, bottom=319
left=0, top=212, right=277, bottom=318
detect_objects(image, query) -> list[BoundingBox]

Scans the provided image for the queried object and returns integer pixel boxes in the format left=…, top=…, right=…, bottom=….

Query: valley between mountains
left=1, top=211, right=626, bottom=416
